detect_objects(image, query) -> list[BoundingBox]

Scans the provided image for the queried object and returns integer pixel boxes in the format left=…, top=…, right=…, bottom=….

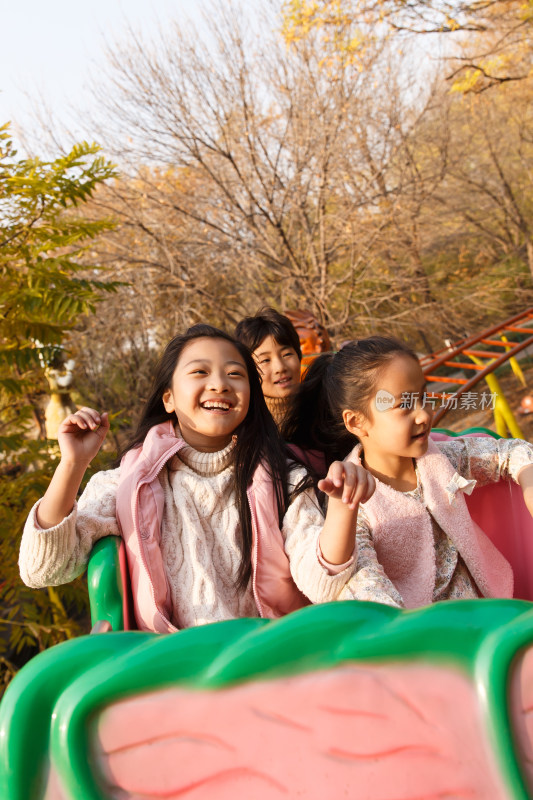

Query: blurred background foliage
left=0, top=126, right=118, bottom=692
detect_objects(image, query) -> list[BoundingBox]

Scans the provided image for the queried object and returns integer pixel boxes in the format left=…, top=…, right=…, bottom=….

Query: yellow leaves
left=281, top=0, right=324, bottom=43
left=445, top=15, right=460, bottom=32
left=520, top=1, right=533, bottom=24
left=347, top=34, right=363, bottom=53
left=282, top=0, right=533, bottom=96
left=450, top=68, right=484, bottom=94
left=281, top=0, right=377, bottom=75
left=450, top=52, right=525, bottom=94
left=281, top=0, right=358, bottom=45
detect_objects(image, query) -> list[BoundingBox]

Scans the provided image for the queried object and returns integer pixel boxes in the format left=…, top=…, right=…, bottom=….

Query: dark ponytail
left=282, top=353, right=354, bottom=466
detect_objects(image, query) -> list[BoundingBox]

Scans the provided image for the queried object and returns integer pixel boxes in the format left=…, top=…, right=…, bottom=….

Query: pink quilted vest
left=115, top=421, right=309, bottom=632
left=349, top=439, right=513, bottom=608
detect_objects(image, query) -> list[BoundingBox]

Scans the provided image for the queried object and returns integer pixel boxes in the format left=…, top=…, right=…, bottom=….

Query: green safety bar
left=87, top=537, right=125, bottom=632
left=432, top=426, right=503, bottom=439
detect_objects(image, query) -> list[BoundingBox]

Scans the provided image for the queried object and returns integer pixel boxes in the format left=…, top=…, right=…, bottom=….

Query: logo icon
left=375, top=389, right=395, bottom=412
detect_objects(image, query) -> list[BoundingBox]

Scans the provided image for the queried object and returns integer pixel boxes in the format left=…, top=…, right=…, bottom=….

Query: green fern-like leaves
left=0, top=123, right=119, bottom=693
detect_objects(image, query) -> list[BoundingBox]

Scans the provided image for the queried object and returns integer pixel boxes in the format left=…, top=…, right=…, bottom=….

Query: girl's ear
left=342, top=408, right=368, bottom=438
left=162, top=389, right=175, bottom=413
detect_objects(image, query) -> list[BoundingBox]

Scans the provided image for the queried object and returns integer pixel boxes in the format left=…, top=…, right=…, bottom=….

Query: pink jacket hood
left=115, top=421, right=309, bottom=632
left=349, top=439, right=513, bottom=607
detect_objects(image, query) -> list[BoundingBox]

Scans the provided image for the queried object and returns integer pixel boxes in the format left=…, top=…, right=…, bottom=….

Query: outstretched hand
left=57, top=407, right=110, bottom=467
left=318, top=460, right=376, bottom=510
left=318, top=459, right=376, bottom=565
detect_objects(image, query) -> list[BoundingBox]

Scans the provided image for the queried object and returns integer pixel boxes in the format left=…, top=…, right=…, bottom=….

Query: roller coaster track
left=420, top=307, right=533, bottom=426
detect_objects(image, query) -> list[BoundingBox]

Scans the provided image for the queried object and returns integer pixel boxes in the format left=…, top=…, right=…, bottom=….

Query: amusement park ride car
left=3, top=310, right=533, bottom=799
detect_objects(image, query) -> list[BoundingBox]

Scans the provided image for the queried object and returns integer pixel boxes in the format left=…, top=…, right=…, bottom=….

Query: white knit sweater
left=19, top=442, right=355, bottom=627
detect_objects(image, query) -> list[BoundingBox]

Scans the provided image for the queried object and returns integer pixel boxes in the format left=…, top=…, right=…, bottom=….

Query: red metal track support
left=420, top=308, right=533, bottom=426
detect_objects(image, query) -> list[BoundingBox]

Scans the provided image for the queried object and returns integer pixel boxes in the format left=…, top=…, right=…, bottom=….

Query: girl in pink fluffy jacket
left=283, top=336, right=533, bottom=609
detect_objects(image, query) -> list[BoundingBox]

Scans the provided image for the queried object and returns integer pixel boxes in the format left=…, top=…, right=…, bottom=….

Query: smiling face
left=343, top=354, right=433, bottom=482
left=253, top=335, right=301, bottom=399
left=162, top=337, right=250, bottom=452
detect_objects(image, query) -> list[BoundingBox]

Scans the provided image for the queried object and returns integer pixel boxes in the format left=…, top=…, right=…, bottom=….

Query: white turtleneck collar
left=170, top=431, right=236, bottom=477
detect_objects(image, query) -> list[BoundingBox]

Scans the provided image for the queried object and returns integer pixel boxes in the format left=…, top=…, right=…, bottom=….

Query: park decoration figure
left=44, top=359, right=77, bottom=440
left=285, top=309, right=332, bottom=373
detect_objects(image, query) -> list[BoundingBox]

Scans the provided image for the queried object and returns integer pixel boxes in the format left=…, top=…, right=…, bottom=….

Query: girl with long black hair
left=20, top=325, right=369, bottom=630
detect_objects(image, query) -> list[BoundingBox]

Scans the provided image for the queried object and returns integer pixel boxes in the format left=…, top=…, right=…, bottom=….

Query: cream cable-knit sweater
left=160, top=440, right=258, bottom=627
left=20, top=441, right=354, bottom=627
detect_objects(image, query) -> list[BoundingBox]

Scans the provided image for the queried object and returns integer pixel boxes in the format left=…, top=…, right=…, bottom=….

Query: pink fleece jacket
left=350, top=439, right=514, bottom=608
left=115, top=421, right=310, bottom=632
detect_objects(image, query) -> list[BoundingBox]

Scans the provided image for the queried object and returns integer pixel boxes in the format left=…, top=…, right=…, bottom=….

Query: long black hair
left=282, top=336, right=419, bottom=467
left=120, top=324, right=291, bottom=591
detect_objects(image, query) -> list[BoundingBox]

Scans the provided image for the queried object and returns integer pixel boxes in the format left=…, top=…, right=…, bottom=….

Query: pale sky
left=0, top=0, right=214, bottom=144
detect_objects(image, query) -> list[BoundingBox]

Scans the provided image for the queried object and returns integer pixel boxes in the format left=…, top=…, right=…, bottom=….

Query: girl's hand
left=57, top=407, right=110, bottom=467
left=318, top=460, right=376, bottom=510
